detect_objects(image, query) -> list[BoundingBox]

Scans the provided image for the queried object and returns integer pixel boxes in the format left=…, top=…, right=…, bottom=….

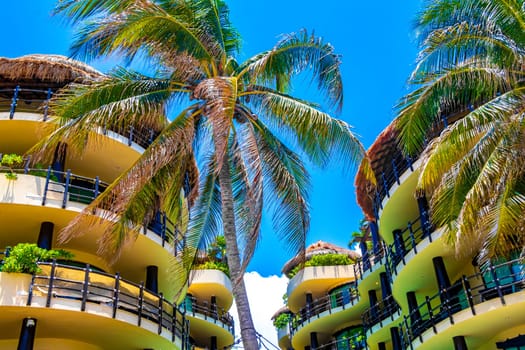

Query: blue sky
left=0, top=0, right=423, bottom=276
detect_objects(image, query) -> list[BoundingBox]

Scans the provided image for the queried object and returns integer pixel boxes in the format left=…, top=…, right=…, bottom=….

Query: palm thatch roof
left=354, top=121, right=401, bottom=220
left=281, top=240, right=360, bottom=276
left=0, top=54, right=104, bottom=89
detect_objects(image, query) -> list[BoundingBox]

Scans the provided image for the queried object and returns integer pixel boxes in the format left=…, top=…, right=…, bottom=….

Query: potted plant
left=0, top=153, right=23, bottom=180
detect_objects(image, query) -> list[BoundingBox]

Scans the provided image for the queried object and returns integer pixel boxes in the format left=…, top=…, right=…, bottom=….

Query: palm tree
left=395, top=0, right=525, bottom=263
left=39, top=1, right=364, bottom=348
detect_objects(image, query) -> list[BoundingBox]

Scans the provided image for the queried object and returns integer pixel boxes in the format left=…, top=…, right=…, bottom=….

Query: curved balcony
left=0, top=86, right=161, bottom=150
left=316, top=334, right=367, bottom=350
left=291, top=284, right=361, bottom=336
left=0, top=261, right=188, bottom=348
left=182, top=295, right=234, bottom=334
left=398, top=257, right=525, bottom=349
left=0, top=167, right=184, bottom=254
left=362, top=295, right=401, bottom=334
left=384, top=216, right=433, bottom=278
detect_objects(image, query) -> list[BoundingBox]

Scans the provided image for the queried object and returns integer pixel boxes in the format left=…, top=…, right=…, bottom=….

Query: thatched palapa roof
left=281, top=240, right=360, bottom=276
left=0, top=54, right=104, bottom=89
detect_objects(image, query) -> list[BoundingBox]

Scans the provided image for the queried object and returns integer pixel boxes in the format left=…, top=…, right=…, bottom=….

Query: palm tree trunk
left=218, top=154, right=259, bottom=350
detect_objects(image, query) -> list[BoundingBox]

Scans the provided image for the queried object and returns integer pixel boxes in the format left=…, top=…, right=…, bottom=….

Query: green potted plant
left=0, top=153, right=23, bottom=180
left=0, top=243, right=72, bottom=306
left=1, top=243, right=73, bottom=274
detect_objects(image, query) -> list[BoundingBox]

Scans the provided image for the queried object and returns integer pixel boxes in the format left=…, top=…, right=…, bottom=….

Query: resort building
left=0, top=54, right=234, bottom=350
left=273, top=241, right=366, bottom=350
left=276, top=120, right=525, bottom=350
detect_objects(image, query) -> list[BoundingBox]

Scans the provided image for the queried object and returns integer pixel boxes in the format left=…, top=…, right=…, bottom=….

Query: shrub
left=1, top=153, right=23, bottom=180
left=194, top=260, right=230, bottom=277
left=273, top=313, right=291, bottom=329
left=288, top=253, right=355, bottom=278
left=1, top=243, right=73, bottom=274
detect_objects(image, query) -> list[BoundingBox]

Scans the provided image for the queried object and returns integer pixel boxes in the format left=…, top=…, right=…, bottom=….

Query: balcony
left=0, top=167, right=185, bottom=253
left=353, top=243, right=386, bottom=282
left=0, top=261, right=189, bottom=345
left=182, top=295, right=234, bottom=334
left=291, top=284, right=360, bottom=335
left=398, top=257, right=525, bottom=349
left=362, top=295, right=401, bottom=333
left=0, top=86, right=161, bottom=150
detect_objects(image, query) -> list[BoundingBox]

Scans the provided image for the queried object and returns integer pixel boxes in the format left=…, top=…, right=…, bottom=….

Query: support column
left=390, top=327, right=402, bottom=350
left=393, top=229, right=406, bottom=261
left=210, top=336, right=217, bottom=350
left=52, top=142, right=67, bottom=182
left=432, top=256, right=451, bottom=303
left=453, top=336, right=468, bottom=350
left=18, top=318, right=37, bottom=350
left=360, top=240, right=370, bottom=271
left=407, top=291, right=422, bottom=330
left=379, top=272, right=392, bottom=300
left=369, top=220, right=381, bottom=256
left=37, top=222, right=54, bottom=250
left=368, top=290, right=378, bottom=319
left=145, top=265, right=158, bottom=294
left=417, top=195, right=431, bottom=237
left=305, top=293, right=313, bottom=318
left=378, top=342, right=386, bottom=350
left=310, top=332, right=318, bottom=350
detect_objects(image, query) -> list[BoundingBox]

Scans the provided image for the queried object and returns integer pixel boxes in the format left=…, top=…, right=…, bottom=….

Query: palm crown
left=40, top=1, right=364, bottom=348
left=396, top=0, right=525, bottom=263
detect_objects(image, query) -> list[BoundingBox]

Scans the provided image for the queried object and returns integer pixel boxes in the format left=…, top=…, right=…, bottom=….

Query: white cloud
left=230, top=272, right=288, bottom=349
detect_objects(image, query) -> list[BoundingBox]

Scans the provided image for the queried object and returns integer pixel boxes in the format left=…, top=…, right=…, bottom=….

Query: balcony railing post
left=24, top=155, right=31, bottom=174
left=43, top=88, right=52, bottom=121
left=461, top=275, right=476, bottom=316
left=9, top=85, right=19, bottom=119
left=94, top=176, right=100, bottom=198
left=128, top=125, right=134, bottom=146
left=62, top=169, right=72, bottom=209
left=489, top=262, right=506, bottom=305
left=81, top=264, right=90, bottom=311
left=138, top=281, right=145, bottom=326
left=381, top=172, right=390, bottom=198
left=426, top=296, right=437, bottom=334
left=41, top=166, right=52, bottom=206
left=112, top=273, right=120, bottom=318
left=46, top=260, right=57, bottom=308
left=408, top=221, right=417, bottom=254
left=158, top=292, right=164, bottom=335
left=27, top=273, right=36, bottom=306
left=392, top=159, right=400, bottom=185
left=162, top=212, right=167, bottom=248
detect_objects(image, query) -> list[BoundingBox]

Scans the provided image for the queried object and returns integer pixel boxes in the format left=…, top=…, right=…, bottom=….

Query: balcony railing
left=1, top=165, right=184, bottom=252
left=353, top=242, right=386, bottom=282
left=385, top=216, right=433, bottom=276
left=362, top=295, right=400, bottom=332
left=182, top=296, right=235, bottom=335
left=316, top=334, right=367, bottom=350
left=290, top=285, right=360, bottom=335
left=25, top=261, right=189, bottom=345
left=399, top=257, right=525, bottom=348
left=0, top=86, right=161, bottom=149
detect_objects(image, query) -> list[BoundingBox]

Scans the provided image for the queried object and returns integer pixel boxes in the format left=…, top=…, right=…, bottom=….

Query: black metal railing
left=0, top=86, right=161, bottom=149
left=384, top=216, right=433, bottom=276
left=290, top=285, right=360, bottom=335
left=27, top=261, right=188, bottom=345
left=316, top=334, right=367, bottom=350
left=353, top=242, right=387, bottom=282
left=399, top=257, right=525, bottom=349
left=182, top=296, right=235, bottom=335
left=362, top=295, right=400, bottom=332
left=2, top=165, right=183, bottom=252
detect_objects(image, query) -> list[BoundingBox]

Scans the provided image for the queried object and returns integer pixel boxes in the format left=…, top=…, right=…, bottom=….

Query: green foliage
left=1, top=243, right=73, bottom=274
left=272, top=312, right=291, bottom=329
left=288, top=253, right=356, bottom=278
left=1, top=153, right=23, bottom=180
left=194, top=260, right=230, bottom=277
left=29, top=164, right=59, bottom=182
left=207, top=235, right=227, bottom=263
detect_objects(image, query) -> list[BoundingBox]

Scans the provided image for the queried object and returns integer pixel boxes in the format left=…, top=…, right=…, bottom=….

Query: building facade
left=0, top=55, right=234, bottom=350
left=276, top=118, right=525, bottom=350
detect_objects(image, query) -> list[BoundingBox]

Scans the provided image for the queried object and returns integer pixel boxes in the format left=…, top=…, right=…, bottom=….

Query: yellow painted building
left=0, top=55, right=234, bottom=350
